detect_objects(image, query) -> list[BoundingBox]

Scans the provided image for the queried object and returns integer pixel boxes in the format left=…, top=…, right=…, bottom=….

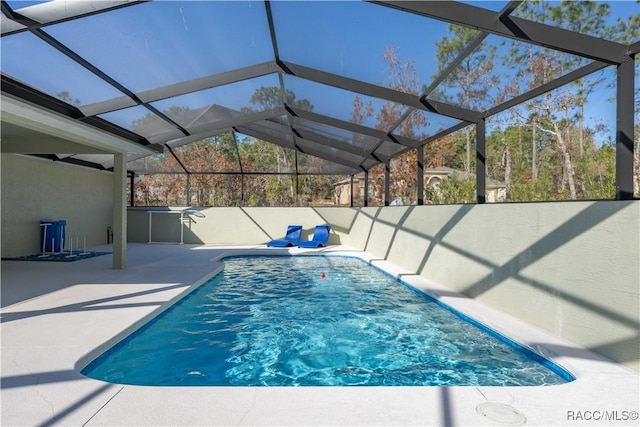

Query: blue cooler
left=40, top=220, right=54, bottom=252
left=40, top=219, right=66, bottom=252
left=55, top=220, right=66, bottom=252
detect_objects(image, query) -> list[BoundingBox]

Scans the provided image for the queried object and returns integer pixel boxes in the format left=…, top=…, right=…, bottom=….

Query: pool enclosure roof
left=1, top=1, right=638, bottom=182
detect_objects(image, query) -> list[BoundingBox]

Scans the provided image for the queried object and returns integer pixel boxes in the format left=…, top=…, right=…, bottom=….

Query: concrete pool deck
left=1, top=243, right=638, bottom=426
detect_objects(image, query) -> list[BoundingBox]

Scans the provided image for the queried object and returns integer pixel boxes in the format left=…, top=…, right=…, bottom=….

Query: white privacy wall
left=126, top=206, right=352, bottom=245
left=1, top=154, right=114, bottom=258
left=346, top=201, right=639, bottom=372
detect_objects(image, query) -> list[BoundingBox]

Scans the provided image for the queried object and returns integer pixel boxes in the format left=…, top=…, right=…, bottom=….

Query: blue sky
left=2, top=0, right=637, bottom=144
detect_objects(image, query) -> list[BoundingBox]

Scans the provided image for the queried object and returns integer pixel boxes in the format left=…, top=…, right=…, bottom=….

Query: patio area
left=1, top=243, right=638, bottom=426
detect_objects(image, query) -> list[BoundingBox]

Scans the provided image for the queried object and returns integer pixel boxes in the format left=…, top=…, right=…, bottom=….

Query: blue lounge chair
left=267, top=225, right=303, bottom=247
left=299, top=225, right=331, bottom=248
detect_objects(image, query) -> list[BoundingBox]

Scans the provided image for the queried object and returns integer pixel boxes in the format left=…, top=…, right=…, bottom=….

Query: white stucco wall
left=127, top=206, right=349, bottom=245
left=346, top=201, right=640, bottom=372
left=1, top=154, right=114, bottom=258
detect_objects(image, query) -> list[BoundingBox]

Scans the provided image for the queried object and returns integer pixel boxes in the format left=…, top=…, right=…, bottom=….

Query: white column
left=112, top=152, right=127, bottom=269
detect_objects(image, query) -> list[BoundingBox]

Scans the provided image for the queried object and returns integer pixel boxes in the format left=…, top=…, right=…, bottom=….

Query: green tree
left=581, top=143, right=616, bottom=199
left=501, top=0, right=632, bottom=201
left=179, top=132, right=242, bottom=206
left=242, top=86, right=318, bottom=206
left=426, top=173, right=476, bottom=204
left=432, top=26, right=498, bottom=173
left=57, top=91, right=81, bottom=107
left=547, top=1, right=612, bottom=158
left=245, top=86, right=313, bottom=112
left=352, top=45, right=427, bottom=205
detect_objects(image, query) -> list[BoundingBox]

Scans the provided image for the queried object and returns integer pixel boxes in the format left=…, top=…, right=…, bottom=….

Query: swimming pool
left=81, top=255, right=573, bottom=386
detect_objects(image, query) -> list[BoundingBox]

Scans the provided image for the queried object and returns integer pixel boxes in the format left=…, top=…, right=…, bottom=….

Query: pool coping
left=2, top=243, right=638, bottom=426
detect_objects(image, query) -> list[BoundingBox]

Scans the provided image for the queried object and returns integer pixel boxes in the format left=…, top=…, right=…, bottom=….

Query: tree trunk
left=503, top=138, right=512, bottom=200
left=635, top=137, right=640, bottom=196
left=531, top=118, right=538, bottom=182
left=554, top=122, right=577, bottom=199
left=465, top=70, right=472, bottom=174
left=579, top=102, right=584, bottom=157
left=465, top=127, right=472, bottom=173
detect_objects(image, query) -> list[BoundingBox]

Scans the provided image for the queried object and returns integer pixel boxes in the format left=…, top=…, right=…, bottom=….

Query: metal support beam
left=499, top=1, right=523, bottom=18
left=282, top=61, right=480, bottom=123
left=364, top=171, right=369, bottom=207
left=112, top=153, right=127, bottom=269
left=163, top=107, right=286, bottom=148
left=289, top=107, right=421, bottom=149
left=264, top=1, right=304, bottom=154
left=371, top=1, right=627, bottom=64
left=616, top=55, right=635, bottom=200
left=476, top=119, right=486, bottom=204
left=422, top=121, right=469, bottom=146
left=130, top=173, right=135, bottom=207
left=385, top=161, right=391, bottom=206
left=485, top=60, right=608, bottom=118
left=231, top=130, right=245, bottom=177
left=421, top=32, right=488, bottom=99
left=350, top=175, right=354, bottom=207
left=293, top=128, right=379, bottom=161
left=236, top=124, right=362, bottom=172
left=241, top=175, right=246, bottom=206
left=81, top=61, right=278, bottom=116
left=417, top=145, right=424, bottom=205
left=411, top=3, right=509, bottom=123
left=186, top=174, right=191, bottom=205
left=166, top=145, right=190, bottom=173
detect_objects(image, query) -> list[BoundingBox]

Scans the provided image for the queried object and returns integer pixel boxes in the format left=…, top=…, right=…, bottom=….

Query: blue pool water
left=82, top=256, right=573, bottom=386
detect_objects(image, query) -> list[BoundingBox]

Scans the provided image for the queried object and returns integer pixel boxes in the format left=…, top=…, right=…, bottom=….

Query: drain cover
left=476, top=402, right=526, bottom=426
